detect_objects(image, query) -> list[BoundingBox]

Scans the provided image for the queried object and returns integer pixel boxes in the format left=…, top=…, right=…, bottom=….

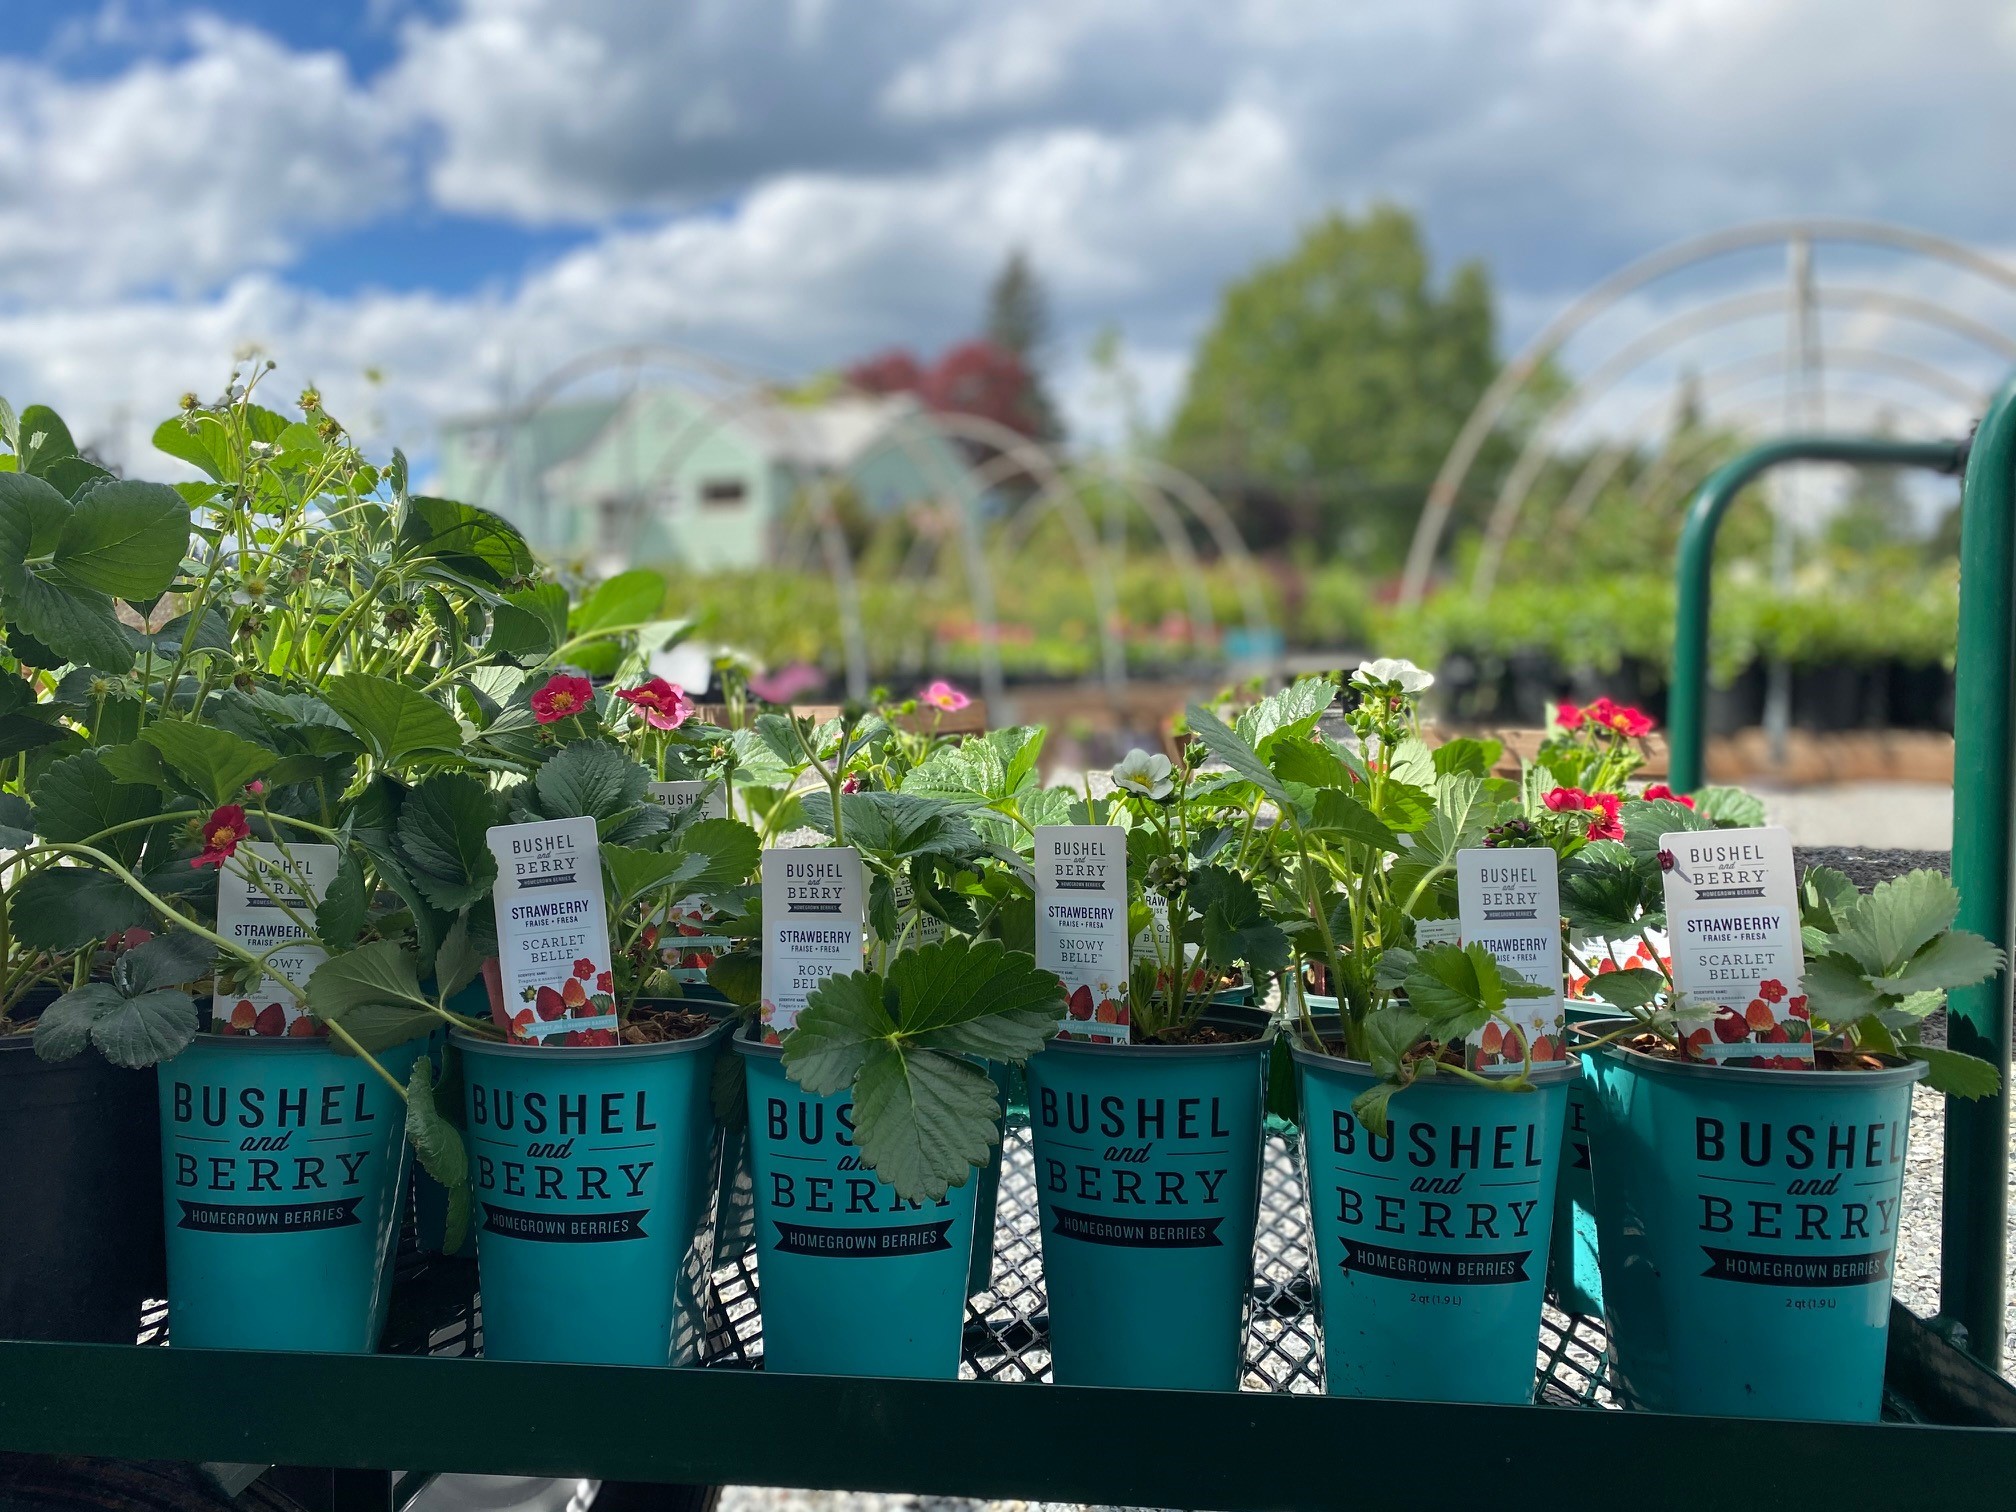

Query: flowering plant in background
left=615, top=676, right=695, bottom=731
left=920, top=678, right=972, bottom=712
left=1539, top=695, right=1657, bottom=793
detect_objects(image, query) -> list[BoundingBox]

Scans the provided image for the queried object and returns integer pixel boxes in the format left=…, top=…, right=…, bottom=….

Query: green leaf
left=1185, top=701, right=1288, bottom=805
left=1799, top=865, right=1861, bottom=934
left=396, top=773, right=502, bottom=911
left=0, top=469, right=72, bottom=578
left=406, top=1057, right=469, bottom=1188
left=317, top=850, right=369, bottom=951
left=1308, top=788, right=1401, bottom=853
left=30, top=983, right=117, bottom=1061
left=29, top=750, right=159, bottom=860
left=571, top=569, right=666, bottom=636
left=1431, top=737, right=1502, bottom=778
left=137, top=721, right=272, bottom=804
left=1904, top=1045, right=2002, bottom=1100
left=1579, top=966, right=1664, bottom=1013
left=706, top=950, right=761, bottom=1007
left=1351, top=1080, right=1401, bottom=1139
left=1559, top=850, right=1649, bottom=941
left=152, top=415, right=237, bottom=482
left=87, top=988, right=200, bottom=1068
left=850, top=1041, right=1000, bottom=1201
left=48, top=481, right=189, bottom=599
left=1403, top=942, right=1546, bottom=1043
left=434, top=915, right=483, bottom=1000
left=1388, top=735, right=1437, bottom=789
left=1831, top=871, right=1962, bottom=978
left=114, top=929, right=214, bottom=994
left=398, top=496, right=536, bottom=586
left=1872, top=927, right=2003, bottom=999
left=799, top=789, right=984, bottom=864
left=1191, top=866, right=1291, bottom=978
left=17, top=405, right=78, bottom=477
left=893, top=938, right=1066, bottom=1058
left=9, top=573, right=132, bottom=671
left=305, top=941, right=436, bottom=1050
left=488, top=583, right=570, bottom=660
left=782, top=968, right=897, bottom=1095
left=1693, top=785, right=1766, bottom=828
left=323, top=673, right=464, bottom=765
left=531, top=738, right=643, bottom=816
left=1364, top=1006, right=1428, bottom=1078
left=1235, top=675, right=1337, bottom=753
left=0, top=792, right=32, bottom=849
left=10, top=866, right=154, bottom=950
left=1803, top=950, right=1889, bottom=1026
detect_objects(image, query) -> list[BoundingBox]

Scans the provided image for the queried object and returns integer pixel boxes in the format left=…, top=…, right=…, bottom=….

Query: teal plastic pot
left=1548, top=1002, right=1610, bottom=1317
left=458, top=1017, right=728, bottom=1366
left=159, top=1034, right=423, bottom=1351
left=1025, top=1005, right=1275, bottom=1390
left=1584, top=1029, right=1926, bottom=1420
left=1294, top=1043, right=1571, bottom=1403
left=738, top=1028, right=978, bottom=1378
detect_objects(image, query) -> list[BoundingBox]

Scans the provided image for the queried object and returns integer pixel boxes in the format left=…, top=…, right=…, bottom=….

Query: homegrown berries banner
left=486, top=817, right=619, bottom=1045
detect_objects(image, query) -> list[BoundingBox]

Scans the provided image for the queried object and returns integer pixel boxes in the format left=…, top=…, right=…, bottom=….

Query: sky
left=3, top=0, right=2015, bottom=481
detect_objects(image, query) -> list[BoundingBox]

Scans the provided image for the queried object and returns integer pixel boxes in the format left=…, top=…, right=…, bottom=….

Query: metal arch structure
left=1399, top=218, right=2016, bottom=605
left=907, top=411, right=1129, bottom=701
left=1464, top=288, right=2014, bottom=596
left=1564, top=385, right=1959, bottom=540
left=1619, top=357, right=1980, bottom=528
left=1499, top=344, right=1987, bottom=584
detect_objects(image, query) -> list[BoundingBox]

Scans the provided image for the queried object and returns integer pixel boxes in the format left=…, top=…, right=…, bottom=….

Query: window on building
left=700, top=477, right=748, bottom=509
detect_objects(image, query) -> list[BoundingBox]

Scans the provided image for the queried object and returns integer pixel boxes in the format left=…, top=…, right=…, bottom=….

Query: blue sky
left=1, top=0, right=2013, bottom=479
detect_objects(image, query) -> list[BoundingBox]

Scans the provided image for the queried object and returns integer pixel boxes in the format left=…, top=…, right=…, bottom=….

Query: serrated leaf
left=10, top=866, right=154, bottom=949
left=29, top=750, right=159, bottom=861
left=115, top=929, right=214, bottom=994
left=0, top=792, right=32, bottom=849
left=1308, top=788, right=1401, bottom=853
left=1872, top=927, right=2003, bottom=999
left=1365, top=1006, right=1427, bottom=1078
left=305, top=940, right=436, bottom=1050
left=87, top=988, right=199, bottom=1068
left=1803, top=950, right=1889, bottom=1025
left=893, top=937, right=1066, bottom=1055
left=1431, top=737, right=1502, bottom=778
left=782, top=968, right=897, bottom=1094
left=1351, top=1080, right=1401, bottom=1139
left=1693, top=785, right=1766, bottom=828
left=707, top=950, right=761, bottom=1007
left=48, top=480, right=189, bottom=599
left=849, top=1041, right=999, bottom=1201
left=317, top=849, right=369, bottom=951
left=433, top=915, right=482, bottom=1000
left=1559, top=852, right=1649, bottom=942
left=571, top=568, right=665, bottom=635
left=1191, top=865, right=1290, bottom=978
left=1235, top=676, right=1336, bottom=754
left=1579, top=966, right=1664, bottom=1013
left=407, top=1056, right=469, bottom=1188
left=1186, top=701, right=1288, bottom=805
left=533, top=738, right=651, bottom=821
left=1800, top=865, right=1860, bottom=934
left=397, top=773, right=501, bottom=911
left=16, top=405, right=77, bottom=477
left=323, top=673, right=464, bottom=766
left=9, top=573, right=132, bottom=671
left=137, top=721, right=271, bottom=804
left=1905, top=1045, right=2001, bottom=1100
left=488, top=583, right=570, bottom=660
left=30, top=983, right=118, bottom=1061
left=799, top=789, right=985, bottom=864
left=1831, top=871, right=1963, bottom=978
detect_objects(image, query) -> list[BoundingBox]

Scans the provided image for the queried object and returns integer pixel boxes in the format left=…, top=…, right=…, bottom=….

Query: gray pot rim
left=1286, top=1034, right=1578, bottom=1087
left=1573, top=1015, right=1931, bottom=1089
left=454, top=1014, right=730, bottom=1063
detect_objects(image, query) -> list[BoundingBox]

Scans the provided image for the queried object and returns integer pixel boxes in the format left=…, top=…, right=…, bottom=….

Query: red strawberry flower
left=572, top=958, right=596, bottom=979
left=920, top=679, right=971, bottom=712
left=531, top=673, right=594, bottom=724
left=1554, top=700, right=1586, bottom=731
left=193, top=804, right=251, bottom=868
left=840, top=775, right=862, bottom=794
left=596, top=970, right=614, bottom=993
left=1642, top=783, right=1695, bottom=808
left=1543, top=785, right=1593, bottom=813
left=1585, top=791, right=1623, bottom=840
left=615, top=676, right=694, bottom=731
left=1758, top=978, right=1787, bottom=1003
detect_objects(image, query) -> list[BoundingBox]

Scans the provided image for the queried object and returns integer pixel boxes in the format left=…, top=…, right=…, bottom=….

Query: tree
left=983, top=250, right=1062, bottom=440
left=1166, top=205, right=1499, bottom=565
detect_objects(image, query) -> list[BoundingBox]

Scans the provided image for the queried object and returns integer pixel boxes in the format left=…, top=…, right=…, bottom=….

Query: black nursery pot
left=0, top=988, right=167, bottom=1342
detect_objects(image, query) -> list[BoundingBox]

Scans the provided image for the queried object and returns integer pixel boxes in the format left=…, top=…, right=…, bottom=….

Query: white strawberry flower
left=1351, top=657, right=1435, bottom=694
left=1112, top=748, right=1175, bottom=800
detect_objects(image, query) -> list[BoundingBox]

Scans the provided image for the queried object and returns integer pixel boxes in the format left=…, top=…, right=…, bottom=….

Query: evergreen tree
left=984, top=250, right=1062, bottom=440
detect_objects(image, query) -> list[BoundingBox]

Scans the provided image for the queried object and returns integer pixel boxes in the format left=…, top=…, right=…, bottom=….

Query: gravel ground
left=711, top=843, right=2008, bottom=1511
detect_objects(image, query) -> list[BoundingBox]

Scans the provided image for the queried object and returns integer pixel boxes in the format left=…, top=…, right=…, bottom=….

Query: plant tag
left=1660, top=825, right=1811, bottom=1063
left=646, top=781, right=734, bottom=980
left=869, top=872, right=947, bottom=962
left=1036, top=825, right=1130, bottom=1043
left=761, top=847, right=864, bottom=1040
left=1413, top=916, right=1463, bottom=948
left=213, top=842, right=339, bottom=1036
left=1457, top=847, right=1565, bottom=1071
left=486, top=817, right=618, bottom=1045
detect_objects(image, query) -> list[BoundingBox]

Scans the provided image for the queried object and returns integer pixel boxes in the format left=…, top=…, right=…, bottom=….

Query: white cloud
left=0, top=15, right=405, bottom=302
